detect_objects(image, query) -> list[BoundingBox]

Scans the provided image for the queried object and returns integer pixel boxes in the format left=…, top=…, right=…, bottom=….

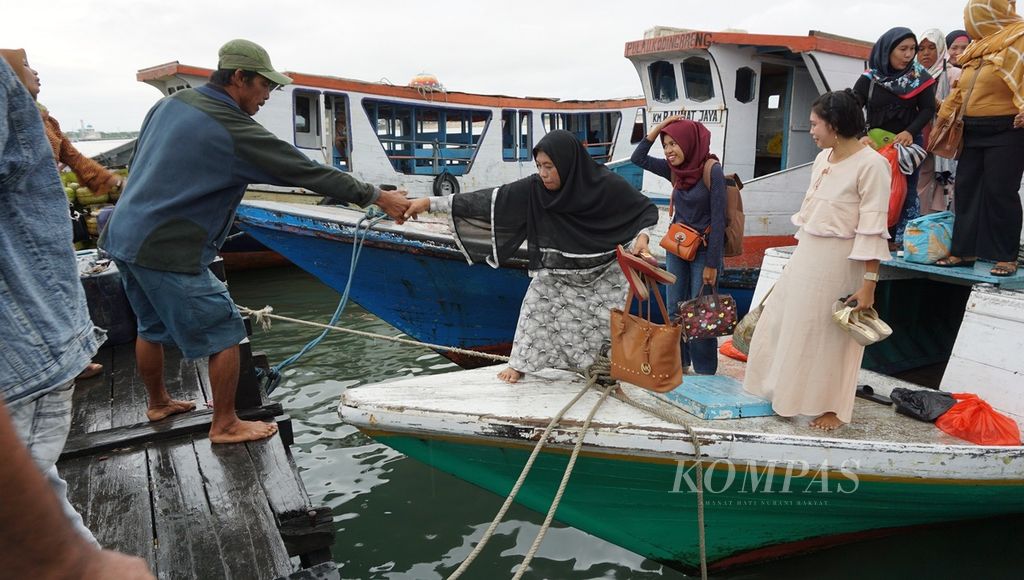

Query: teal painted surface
left=377, top=434, right=1024, bottom=570
left=663, top=375, right=775, bottom=419
left=884, top=254, right=1024, bottom=289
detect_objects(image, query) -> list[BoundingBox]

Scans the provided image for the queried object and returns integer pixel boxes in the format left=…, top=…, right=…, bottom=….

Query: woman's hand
left=702, top=266, right=718, bottom=286
left=845, top=283, right=876, bottom=312
left=404, top=197, right=430, bottom=220
left=892, top=131, right=914, bottom=147
left=646, top=114, right=684, bottom=141
left=859, top=136, right=876, bottom=149
left=97, top=173, right=123, bottom=196
left=1014, top=108, right=1024, bottom=129
left=631, top=233, right=650, bottom=255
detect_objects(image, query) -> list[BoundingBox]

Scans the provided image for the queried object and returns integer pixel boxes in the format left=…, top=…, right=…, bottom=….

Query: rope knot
left=247, top=305, right=275, bottom=331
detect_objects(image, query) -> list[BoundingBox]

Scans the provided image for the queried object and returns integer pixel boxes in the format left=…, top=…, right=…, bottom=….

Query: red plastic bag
left=877, top=144, right=907, bottom=228
left=935, top=393, right=1022, bottom=446
left=719, top=339, right=748, bottom=362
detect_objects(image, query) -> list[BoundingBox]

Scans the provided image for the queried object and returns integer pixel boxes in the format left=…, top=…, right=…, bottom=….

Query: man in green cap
left=100, top=39, right=410, bottom=444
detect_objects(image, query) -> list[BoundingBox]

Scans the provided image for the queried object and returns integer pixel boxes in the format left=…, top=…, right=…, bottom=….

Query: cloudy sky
left=3, top=0, right=977, bottom=132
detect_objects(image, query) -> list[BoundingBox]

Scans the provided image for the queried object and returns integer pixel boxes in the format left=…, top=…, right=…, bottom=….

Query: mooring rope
left=253, top=210, right=386, bottom=393
left=237, top=306, right=511, bottom=364
left=610, top=387, right=709, bottom=580
left=445, top=366, right=604, bottom=580
left=511, top=362, right=615, bottom=580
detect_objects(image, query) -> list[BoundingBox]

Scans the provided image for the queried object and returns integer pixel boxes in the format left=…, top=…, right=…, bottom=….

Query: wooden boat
left=338, top=248, right=1024, bottom=572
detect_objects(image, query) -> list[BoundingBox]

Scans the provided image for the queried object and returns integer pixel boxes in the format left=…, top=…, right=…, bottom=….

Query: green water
left=228, top=266, right=1022, bottom=580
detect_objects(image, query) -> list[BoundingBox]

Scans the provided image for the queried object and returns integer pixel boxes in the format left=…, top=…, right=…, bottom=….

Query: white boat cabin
left=624, top=28, right=871, bottom=192
left=136, top=63, right=645, bottom=197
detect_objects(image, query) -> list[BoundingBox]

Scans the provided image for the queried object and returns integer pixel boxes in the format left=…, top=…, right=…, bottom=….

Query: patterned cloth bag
left=903, top=211, right=953, bottom=264
left=676, top=285, right=738, bottom=342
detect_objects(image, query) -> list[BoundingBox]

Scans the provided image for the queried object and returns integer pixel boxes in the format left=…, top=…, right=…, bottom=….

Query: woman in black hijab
left=853, top=27, right=936, bottom=248
left=406, top=130, right=659, bottom=382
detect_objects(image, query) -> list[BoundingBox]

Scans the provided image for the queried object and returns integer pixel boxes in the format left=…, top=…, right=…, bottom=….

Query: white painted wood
left=340, top=364, right=1024, bottom=482
left=942, top=285, right=1024, bottom=421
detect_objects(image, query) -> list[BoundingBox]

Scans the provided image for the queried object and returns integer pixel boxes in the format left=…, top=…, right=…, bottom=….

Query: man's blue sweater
left=100, top=84, right=379, bottom=273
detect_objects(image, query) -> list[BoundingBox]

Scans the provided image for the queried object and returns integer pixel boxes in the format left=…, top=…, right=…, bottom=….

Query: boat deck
left=58, top=341, right=338, bottom=580
left=341, top=354, right=982, bottom=447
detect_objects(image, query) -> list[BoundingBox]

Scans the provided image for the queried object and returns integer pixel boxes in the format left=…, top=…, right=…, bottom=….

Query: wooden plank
left=149, top=438, right=227, bottom=580
left=59, top=454, right=93, bottom=532
left=246, top=432, right=334, bottom=557
left=60, top=404, right=283, bottom=460
left=168, top=349, right=208, bottom=405
left=110, top=342, right=149, bottom=428
left=70, top=346, right=115, bottom=437
left=193, top=437, right=292, bottom=579
left=85, top=448, right=156, bottom=570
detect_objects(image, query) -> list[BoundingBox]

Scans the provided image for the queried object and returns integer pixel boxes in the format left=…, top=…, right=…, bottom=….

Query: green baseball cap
left=217, top=39, right=292, bottom=87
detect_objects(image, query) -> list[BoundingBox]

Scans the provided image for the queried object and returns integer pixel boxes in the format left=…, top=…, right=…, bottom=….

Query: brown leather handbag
left=927, top=63, right=980, bottom=160
left=610, top=276, right=683, bottom=392
left=660, top=223, right=707, bottom=261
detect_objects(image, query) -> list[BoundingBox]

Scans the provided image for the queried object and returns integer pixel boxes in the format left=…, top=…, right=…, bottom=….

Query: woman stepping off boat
left=406, top=130, right=659, bottom=383
left=743, top=90, right=892, bottom=431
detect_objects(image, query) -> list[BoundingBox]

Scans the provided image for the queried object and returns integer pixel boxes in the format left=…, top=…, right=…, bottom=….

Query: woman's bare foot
left=76, top=362, right=103, bottom=380
left=497, top=367, right=523, bottom=384
left=209, top=419, right=278, bottom=444
left=810, top=412, right=844, bottom=431
left=146, top=399, right=196, bottom=421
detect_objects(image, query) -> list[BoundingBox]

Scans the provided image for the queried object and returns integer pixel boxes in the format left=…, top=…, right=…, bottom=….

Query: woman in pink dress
left=744, top=90, right=892, bottom=431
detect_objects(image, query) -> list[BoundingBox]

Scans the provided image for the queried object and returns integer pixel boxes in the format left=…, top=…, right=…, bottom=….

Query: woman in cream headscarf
left=935, top=0, right=1024, bottom=276
left=916, top=28, right=962, bottom=214
left=1, top=48, right=120, bottom=380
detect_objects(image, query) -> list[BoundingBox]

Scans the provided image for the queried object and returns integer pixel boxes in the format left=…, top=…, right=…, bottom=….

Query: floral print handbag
left=676, top=285, right=738, bottom=342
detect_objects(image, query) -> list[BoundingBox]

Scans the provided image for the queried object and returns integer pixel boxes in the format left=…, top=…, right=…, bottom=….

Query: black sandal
left=991, top=262, right=1018, bottom=277
left=935, top=256, right=976, bottom=267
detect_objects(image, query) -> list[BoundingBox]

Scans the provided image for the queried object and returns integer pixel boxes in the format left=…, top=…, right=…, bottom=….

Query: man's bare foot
left=209, top=419, right=278, bottom=444
left=146, top=399, right=196, bottom=422
left=76, top=362, right=104, bottom=380
left=497, top=367, right=523, bottom=384
left=810, top=412, right=844, bottom=431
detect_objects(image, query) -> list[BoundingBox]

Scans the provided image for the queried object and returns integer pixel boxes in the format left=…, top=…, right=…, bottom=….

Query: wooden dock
left=58, top=336, right=338, bottom=579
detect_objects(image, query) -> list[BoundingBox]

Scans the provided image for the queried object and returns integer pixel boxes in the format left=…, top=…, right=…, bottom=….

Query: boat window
left=629, top=108, right=647, bottom=144
left=327, top=93, right=351, bottom=171
left=735, top=67, right=756, bottom=104
left=541, top=111, right=621, bottom=163
left=682, top=57, right=715, bottom=102
left=648, top=61, right=678, bottom=103
left=502, top=110, right=533, bottom=161
left=518, top=112, right=532, bottom=161
left=363, top=99, right=491, bottom=176
left=293, top=90, right=322, bottom=150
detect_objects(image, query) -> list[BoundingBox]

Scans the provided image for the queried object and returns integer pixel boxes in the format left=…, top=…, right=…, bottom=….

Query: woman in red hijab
left=631, top=116, right=727, bottom=375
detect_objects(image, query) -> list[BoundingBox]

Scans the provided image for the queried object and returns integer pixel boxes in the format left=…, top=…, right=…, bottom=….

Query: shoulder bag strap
left=955, top=63, right=981, bottom=122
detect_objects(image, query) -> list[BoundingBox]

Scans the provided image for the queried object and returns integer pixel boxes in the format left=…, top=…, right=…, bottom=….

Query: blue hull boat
left=235, top=201, right=758, bottom=367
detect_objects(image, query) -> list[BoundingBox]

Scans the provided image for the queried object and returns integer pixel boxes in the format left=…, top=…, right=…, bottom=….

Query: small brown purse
left=660, top=223, right=707, bottom=261
left=610, top=276, right=683, bottom=392
left=927, top=63, right=980, bottom=160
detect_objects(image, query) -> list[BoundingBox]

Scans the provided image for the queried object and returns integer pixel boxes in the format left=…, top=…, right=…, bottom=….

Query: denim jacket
left=0, top=59, right=103, bottom=404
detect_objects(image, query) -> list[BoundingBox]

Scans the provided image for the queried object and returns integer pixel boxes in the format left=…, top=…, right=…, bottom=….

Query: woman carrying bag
left=934, top=0, right=1024, bottom=277
left=743, top=90, right=892, bottom=431
left=631, top=117, right=726, bottom=375
left=405, top=130, right=659, bottom=383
